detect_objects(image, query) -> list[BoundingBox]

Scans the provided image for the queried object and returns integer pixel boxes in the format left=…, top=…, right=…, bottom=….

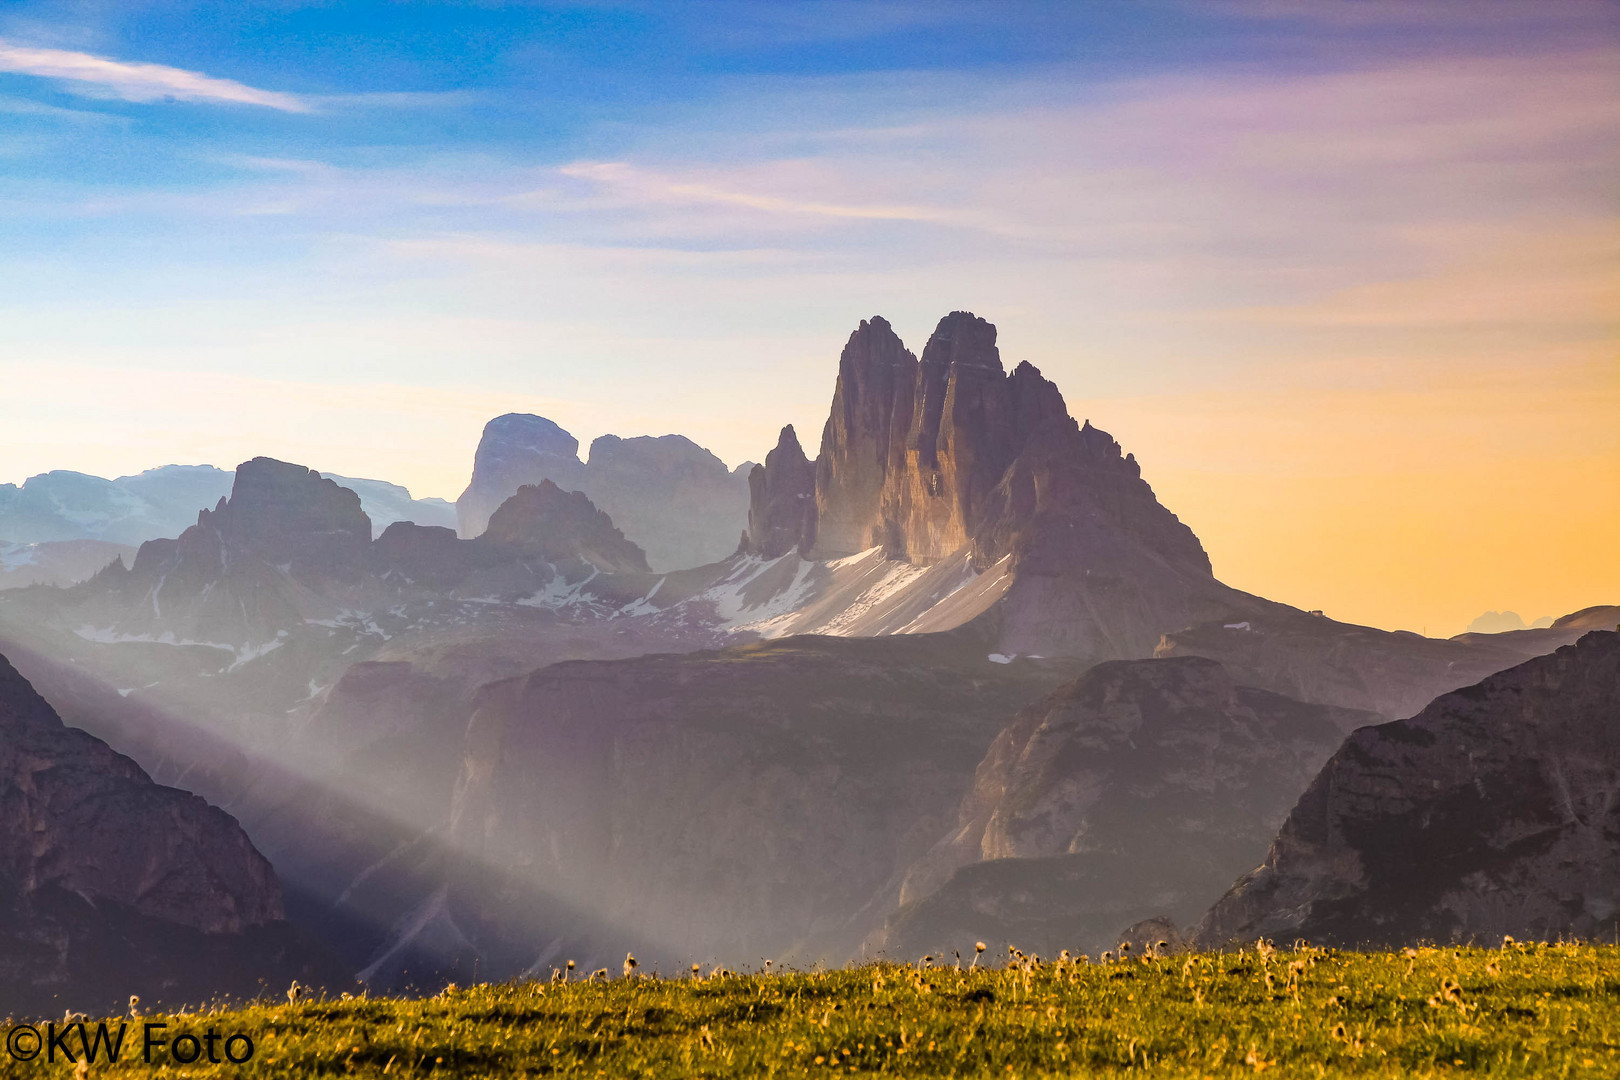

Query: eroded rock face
left=133, top=457, right=372, bottom=586
left=877, top=657, right=1368, bottom=959
left=812, top=316, right=919, bottom=556
left=746, top=426, right=817, bottom=558
left=1193, top=629, right=1620, bottom=949
left=753, top=311, right=1234, bottom=658
left=0, top=651, right=344, bottom=1015
left=880, top=312, right=1016, bottom=564
left=482, top=480, right=650, bottom=575
left=425, top=635, right=1074, bottom=976
left=0, top=651, right=280, bottom=932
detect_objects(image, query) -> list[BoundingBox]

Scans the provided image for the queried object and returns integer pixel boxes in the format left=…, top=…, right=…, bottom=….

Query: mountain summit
left=745, top=312, right=1227, bottom=657
left=456, top=417, right=750, bottom=571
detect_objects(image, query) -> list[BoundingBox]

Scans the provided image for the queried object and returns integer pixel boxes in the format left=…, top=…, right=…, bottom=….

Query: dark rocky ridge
left=89, top=457, right=660, bottom=651
left=455, top=416, right=750, bottom=572
left=746, top=425, right=817, bottom=558
left=875, top=657, right=1368, bottom=959
left=134, top=456, right=372, bottom=587
left=455, top=415, right=586, bottom=540
left=1193, top=629, right=1620, bottom=949
left=0, top=651, right=343, bottom=1016
left=482, top=480, right=651, bottom=574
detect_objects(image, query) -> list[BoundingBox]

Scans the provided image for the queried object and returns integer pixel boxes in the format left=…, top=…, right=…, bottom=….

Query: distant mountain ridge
left=0, top=538, right=137, bottom=590
left=0, top=462, right=454, bottom=553
left=456, top=417, right=753, bottom=572
left=1, top=307, right=1612, bottom=995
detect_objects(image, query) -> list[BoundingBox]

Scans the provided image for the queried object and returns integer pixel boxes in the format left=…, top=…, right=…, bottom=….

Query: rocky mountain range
left=0, top=650, right=344, bottom=1017
left=456, top=414, right=753, bottom=572
left=874, top=657, right=1375, bottom=960
left=0, top=462, right=453, bottom=564
left=1, top=308, right=1612, bottom=1003
left=1192, top=628, right=1620, bottom=949
left=744, top=313, right=1233, bottom=659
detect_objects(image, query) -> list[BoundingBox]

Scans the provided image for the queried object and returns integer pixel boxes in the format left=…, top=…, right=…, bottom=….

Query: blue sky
left=1, top=1, right=1616, bottom=634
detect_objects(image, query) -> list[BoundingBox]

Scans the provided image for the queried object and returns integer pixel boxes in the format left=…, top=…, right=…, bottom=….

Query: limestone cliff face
left=91, top=457, right=377, bottom=646
left=134, top=456, right=372, bottom=585
left=1193, top=629, right=1620, bottom=949
left=878, top=657, right=1363, bottom=958
left=0, top=651, right=281, bottom=933
left=746, top=426, right=817, bottom=558
left=0, top=651, right=344, bottom=1015
left=759, top=311, right=1204, bottom=567
left=812, top=316, right=919, bottom=556
left=748, top=311, right=1230, bottom=658
left=433, top=636, right=1071, bottom=974
left=880, top=312, right=1016, bottom=564
left=482, top=480, right=651, bottom=575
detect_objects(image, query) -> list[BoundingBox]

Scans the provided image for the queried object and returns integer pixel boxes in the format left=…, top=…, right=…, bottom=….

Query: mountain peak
left=921, top=310, right=1002, bottom=373
left=483, top=480, right=651, bottom=574
left=746, top=425, right=817, bottom=558
left=457, top=415, right=587, bottom=539
left=746, top=310, right=1225, bottom=656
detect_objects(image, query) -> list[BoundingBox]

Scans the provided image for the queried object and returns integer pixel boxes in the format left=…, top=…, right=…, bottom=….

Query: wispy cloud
left=556, top=161, right=967, bottom=226
left=0, top=37, right=309, bottom=112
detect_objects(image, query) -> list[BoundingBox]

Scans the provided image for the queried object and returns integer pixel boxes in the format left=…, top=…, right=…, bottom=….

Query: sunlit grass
left=4, top=942, right=1615, bottom=1077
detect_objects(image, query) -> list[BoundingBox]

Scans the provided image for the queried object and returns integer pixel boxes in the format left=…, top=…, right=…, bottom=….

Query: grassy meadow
left=3, top=942, right=1615, bottom=1078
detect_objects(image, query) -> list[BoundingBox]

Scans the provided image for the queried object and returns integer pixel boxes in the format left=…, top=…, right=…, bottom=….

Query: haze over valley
left=1, top=309, right=1614, bottom=1013
left=0, top=0, right=1614, bottom=1029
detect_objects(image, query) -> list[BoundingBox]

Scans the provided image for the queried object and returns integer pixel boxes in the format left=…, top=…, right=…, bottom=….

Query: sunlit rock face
left=1193, top=629, right=1620, bottom=949
left=875, top=656, right=1364, bottom=959
left=455, top=415, right=750, bottom=571
left=749, top=311, right=1232, bottom=659
left=810, top=315, right=919, bottom=557
left=877, top=312, right=1015, bottom=564
left=0, top=651, right=343, bottom=1015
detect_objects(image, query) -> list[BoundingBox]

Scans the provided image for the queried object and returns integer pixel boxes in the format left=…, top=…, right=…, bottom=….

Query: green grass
left=4, top=943, right=1616, bottom=1077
